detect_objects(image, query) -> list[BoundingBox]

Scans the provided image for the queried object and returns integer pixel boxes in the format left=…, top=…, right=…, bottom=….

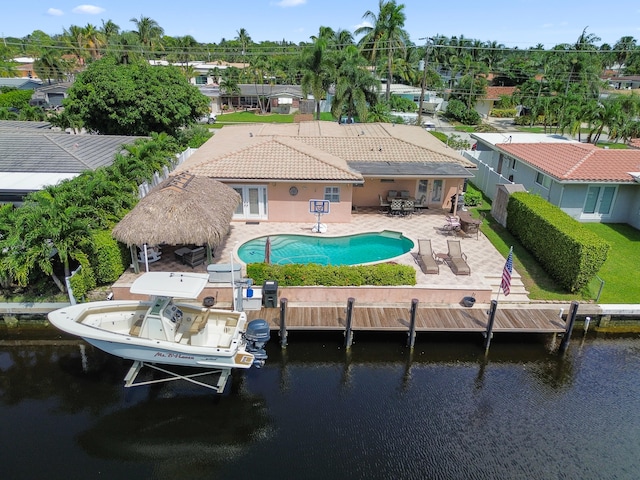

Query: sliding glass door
left=232, top=185, right=268, bottom=220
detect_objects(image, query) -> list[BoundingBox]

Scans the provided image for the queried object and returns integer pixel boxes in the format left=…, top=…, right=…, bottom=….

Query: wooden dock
left=245, top=303, right=567, bottom=334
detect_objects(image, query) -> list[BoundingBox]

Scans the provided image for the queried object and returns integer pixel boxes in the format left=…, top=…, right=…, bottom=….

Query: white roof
left=472, top=133, right=579, bottom=145
left=131, top=272, right=209, bottom=299
left=0, top=172, right=79, bottom=191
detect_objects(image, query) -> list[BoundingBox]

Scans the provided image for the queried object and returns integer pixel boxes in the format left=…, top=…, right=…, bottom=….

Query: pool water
left=237, top=231, right=414, bottom=266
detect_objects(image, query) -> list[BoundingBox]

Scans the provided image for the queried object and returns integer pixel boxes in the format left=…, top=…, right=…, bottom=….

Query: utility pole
left=417, top=37, right=432, bottom=127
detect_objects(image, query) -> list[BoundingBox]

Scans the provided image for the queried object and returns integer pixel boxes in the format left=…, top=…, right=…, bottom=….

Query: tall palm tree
left=300, top=38, right=335, bottom=120
left=82, top=23, right=106, bottom=60
left=330, top=45, right=380, bottom=122
left=613, top=36, right=637, bottom=73
left=34, top=48, right=68, bottom=84
left=355, top=0, right=409, bottom=101
left=236, top=28, right=252, bottom=56
left=130, top=16, right=164, bottom=57
left=100, top=19, right=120, bottom=41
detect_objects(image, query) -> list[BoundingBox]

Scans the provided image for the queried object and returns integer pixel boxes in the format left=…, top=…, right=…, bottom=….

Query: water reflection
left=2, top=329, right=640, bottom=480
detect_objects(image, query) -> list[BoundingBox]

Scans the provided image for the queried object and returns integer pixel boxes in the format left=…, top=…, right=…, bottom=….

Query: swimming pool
left=237, top=231, right=414, bottom=266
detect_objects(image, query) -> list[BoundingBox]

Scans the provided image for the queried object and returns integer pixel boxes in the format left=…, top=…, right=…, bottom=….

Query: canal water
left=1, top=329, right=639, bottom=480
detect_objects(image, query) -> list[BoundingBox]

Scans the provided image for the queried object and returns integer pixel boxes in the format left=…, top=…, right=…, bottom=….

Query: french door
left=583, top=185, right=616, bottom=219
left=232, top=185, right=268, bottom=220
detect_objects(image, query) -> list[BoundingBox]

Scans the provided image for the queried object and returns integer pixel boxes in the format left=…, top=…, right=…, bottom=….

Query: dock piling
left=407, top=298, right=418, bottom=348
left=344, top=297, right=355, bottom=349
left=484, top=300, right=498, bottom=353
left=558, top=301, right=579, bottom=354
left=279, top=298, right=288, bottom=348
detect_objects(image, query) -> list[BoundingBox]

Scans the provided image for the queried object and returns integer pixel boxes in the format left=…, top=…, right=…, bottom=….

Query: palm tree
left=130, top=16, right=164, bottom=57
left=82, top=23, right=106, bottom=59
left=236, top=28, right=252, bottom=56
left=330, top=46, right=380, bottom=122
left=300, top=38, right=335, bottom=120
left=613, top=36, right=637, bottom=74
left=355, top=0, right=409, bottom=101
left=33, top=48, right=68, bottom=84
left=100, top=19, right=120, bottom=41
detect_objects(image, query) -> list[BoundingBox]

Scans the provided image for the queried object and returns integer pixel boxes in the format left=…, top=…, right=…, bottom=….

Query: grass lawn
left=580, top=223, right=640, bottom=303
left=214, top=111, right=337, bottom=127
left=467, top=183, right=639, bottom=303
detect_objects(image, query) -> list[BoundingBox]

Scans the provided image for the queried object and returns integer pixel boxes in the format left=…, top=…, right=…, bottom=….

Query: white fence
left=462, top=151, right=512, bottom=201
left=137, top=147, right=197, bottom=198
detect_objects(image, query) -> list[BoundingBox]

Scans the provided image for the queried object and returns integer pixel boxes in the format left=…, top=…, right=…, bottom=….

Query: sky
left=2, top=0, right=640, bottom=50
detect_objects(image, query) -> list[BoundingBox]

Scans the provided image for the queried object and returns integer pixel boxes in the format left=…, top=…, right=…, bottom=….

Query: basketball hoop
left=309, top=199, right=330, bottom=233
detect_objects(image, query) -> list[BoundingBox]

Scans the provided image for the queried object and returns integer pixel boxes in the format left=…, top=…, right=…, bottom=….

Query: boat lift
left=123, top=361, right=232, bottom=393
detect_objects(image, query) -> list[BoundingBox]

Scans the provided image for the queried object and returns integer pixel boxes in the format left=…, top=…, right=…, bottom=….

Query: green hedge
left=68, top=264, right=96, bottom=302
left=246, top=262, right=416, bottom=287
left=506, top=192, right=610, bottom=292
left=490, top=108, right=517, bottom=118
left=89, top=230, right=128, bottom=284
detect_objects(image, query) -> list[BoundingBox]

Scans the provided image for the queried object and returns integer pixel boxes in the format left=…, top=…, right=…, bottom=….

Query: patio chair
left=402, top=199, right=414, bottom=216
left=389, top=198, right=404, bottom=216
left=414, top=195, right=428, bottom=212
left=400, top=190, right=410, bottom=199
left=387, top=190, right=398, bottom=201
left=446, top=239, right=471, bottom=275
left=378, top=194, right=390, bottom=212
left=184, top=246, right=206, bottom=268
left=442, top=215, right=461, bottom=235
left=418, top=239, right=439, bottom=274
left=137, top=246, right=162, bottom=263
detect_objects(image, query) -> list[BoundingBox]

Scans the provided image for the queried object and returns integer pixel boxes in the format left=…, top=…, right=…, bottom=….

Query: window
left=324, top=186, right=340, bottom=203
left=508, top=157, right=517, bottom=170
left=431, top=180, right=442, bottom=202
left=535, top=172, right=551, bottom=189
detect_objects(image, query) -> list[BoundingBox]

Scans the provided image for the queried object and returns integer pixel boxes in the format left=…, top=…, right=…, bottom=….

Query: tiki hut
left=112, top=173, right=241, bottom=271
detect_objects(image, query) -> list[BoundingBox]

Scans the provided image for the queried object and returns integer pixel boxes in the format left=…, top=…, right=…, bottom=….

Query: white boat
left=48, top=272, right=270, bottom=373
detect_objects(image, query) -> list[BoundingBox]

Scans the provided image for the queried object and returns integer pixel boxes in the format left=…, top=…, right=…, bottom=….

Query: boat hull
left=83, top=337, right=254, bottom=369
left=48, top=300, right=255, bottom=370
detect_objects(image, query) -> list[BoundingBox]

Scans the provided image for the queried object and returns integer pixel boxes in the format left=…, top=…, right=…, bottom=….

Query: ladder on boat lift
left=123, top=361, right=232, bottom=393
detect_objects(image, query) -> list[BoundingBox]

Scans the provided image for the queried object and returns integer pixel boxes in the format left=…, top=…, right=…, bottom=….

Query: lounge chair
left=184, top=246, right=206, bottom=268
left=418, top=239, right=439, bottom=274
left=446, top=239, right=470, bottom=275
left=443, top=215, right=461, bottom=235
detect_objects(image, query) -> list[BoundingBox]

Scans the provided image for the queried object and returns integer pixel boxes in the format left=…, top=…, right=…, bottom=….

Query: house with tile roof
left=468, top=133, right=640, bottom=229
left=0, top=120, right=142, bottom=204
left=475, top=86, right=517, bottom=118
left=175, top=121, right=476, bottom=223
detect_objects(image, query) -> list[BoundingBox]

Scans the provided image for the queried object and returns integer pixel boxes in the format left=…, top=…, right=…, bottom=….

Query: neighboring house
left=607, top=76, right=640, bottom=90
left=0, top=121, right=142, bottom=204
left=0, top=78, right=43, bottom=90
left=175, top=121, right=476, bottom=223
left=30, top=82, right=72, bottom=108
left=466, top=133, right=640, bottom=229
left=475, top=86, right=517, bottom=118
left=218, top=84, right=309, bottom=114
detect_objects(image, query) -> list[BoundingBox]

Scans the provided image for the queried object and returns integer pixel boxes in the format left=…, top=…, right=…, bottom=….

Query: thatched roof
left=112, top=173, right=240, bottom=247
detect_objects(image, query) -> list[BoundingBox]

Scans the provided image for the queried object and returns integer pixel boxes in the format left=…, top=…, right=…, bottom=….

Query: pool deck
left=115, top=207, right=535, bottom=307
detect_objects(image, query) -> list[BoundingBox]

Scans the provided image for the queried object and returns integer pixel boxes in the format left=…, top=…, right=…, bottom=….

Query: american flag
left=501, top=247, right=513, bottom=296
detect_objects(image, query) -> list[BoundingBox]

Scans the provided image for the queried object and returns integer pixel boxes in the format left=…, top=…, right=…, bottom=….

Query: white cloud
left=47, top=8, right=64, bottom=16
left=273, top=0, right=306, bottom=7
left=71, top=4, right=106, bottom=14
left=353, top=21, right=372, bottom=32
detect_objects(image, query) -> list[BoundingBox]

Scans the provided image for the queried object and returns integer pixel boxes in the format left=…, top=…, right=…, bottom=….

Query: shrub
left=445, top=99, right=481, bottom=125
left=506, top=192, right=610, bottom=292
left=490, top=108, right=517, bottom=118
left=246, top=262, right=416, bottom=287
left=463, top=189, right=482, bottom=206
left=68, top=264, right=97, bottom=302
left=90, top=230, right=128, bottom=284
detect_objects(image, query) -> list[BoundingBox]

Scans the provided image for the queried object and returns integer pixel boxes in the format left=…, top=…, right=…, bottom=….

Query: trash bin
left=263, top=280, right=278, bottom=308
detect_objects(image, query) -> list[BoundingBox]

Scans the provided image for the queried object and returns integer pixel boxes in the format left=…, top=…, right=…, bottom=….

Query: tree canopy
left=61, top=57, right=210, bottom=136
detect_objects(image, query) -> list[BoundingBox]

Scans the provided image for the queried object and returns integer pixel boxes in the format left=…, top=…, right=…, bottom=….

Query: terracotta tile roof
left=484, top=86, right=516, bottom=99
left=629, top=138, right=640, bottom=149
left=497, top=142, right=640, bottom=182
left=178, top=121, right=474, bottom=182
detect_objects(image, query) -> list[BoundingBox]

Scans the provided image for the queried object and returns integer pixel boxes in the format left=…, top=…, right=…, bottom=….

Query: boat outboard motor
left=244, top=319, right=270, bottom=368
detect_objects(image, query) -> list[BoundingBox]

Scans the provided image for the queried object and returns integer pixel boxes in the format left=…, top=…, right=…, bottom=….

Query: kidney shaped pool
left=237, top=231, right=414, bottom=266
